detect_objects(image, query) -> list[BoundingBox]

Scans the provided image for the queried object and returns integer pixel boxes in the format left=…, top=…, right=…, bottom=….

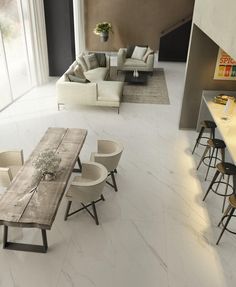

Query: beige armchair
left=90, top=140, right=123, bottom=192
left=117, top=47, right=154, bottom=73
left=64, top=162, right=108, bottom=225
left=0, top=150, right=24, bottom=188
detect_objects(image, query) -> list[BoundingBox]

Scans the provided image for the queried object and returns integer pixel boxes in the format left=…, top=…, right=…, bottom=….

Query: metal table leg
left=3, top=226, right=48, bottom=253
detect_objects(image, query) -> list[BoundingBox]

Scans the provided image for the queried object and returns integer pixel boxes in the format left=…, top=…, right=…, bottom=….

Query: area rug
left=109, top=67, right=170, bottom=104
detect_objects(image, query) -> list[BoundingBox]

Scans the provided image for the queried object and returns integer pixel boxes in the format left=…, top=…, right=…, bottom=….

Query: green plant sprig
left=93, top=22, right=113, bottom=35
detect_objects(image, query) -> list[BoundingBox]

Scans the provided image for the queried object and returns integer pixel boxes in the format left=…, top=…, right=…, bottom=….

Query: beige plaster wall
left=84, top=0, right=194, bottom=51
left=193, top=0, right=236, bottom=60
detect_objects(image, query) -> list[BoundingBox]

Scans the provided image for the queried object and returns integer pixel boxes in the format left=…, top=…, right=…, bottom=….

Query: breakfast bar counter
left=197, top=90, right=236, bottom=164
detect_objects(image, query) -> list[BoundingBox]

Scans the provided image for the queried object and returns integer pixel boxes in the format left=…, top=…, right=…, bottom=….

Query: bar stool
left=216, top=193, right=236, bottom=245
left=203, top=162, right=236, bottom=212
left=197, top=138, right=226, bottom=180
left=192, top=120, right=217, bottom=154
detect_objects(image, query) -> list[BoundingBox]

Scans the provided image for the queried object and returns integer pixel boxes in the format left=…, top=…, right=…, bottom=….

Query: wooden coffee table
left=124, top=71, right=148, bottom=85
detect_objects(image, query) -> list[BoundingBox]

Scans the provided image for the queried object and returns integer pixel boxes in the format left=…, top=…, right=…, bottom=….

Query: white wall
left=179, top=0, right=236, bottom=129
left=193, top=0, right=236, bottom=59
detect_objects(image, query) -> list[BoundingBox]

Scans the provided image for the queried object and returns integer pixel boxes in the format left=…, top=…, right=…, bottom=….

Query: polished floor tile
left=0, top=62, right=236, bottom=287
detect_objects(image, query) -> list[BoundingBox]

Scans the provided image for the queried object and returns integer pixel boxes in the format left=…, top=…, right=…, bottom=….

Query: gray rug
left=109, top=67, right=170, bottom=104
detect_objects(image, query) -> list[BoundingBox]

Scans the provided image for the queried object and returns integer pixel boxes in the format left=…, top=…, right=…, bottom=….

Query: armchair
left=64, top=162, right=108, bottom=225
left=117, top=47, right=154, bottom=73
left=0, top=150, right=24, bottom=188
left=90, top=140, right=123, bottom=192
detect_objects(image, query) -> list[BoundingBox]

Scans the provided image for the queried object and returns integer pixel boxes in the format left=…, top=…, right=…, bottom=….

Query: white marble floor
left=0, top=62, right=236, bottom=287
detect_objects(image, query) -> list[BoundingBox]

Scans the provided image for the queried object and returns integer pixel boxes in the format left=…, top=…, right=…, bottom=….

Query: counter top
left=202, top=90, right=236, bottom=164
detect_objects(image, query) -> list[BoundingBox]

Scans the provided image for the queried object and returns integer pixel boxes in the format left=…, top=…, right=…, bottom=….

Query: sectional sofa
left=56, top=53, right=124, bottom=113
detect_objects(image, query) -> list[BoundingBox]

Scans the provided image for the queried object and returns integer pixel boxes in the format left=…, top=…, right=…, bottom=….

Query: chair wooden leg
left=92, top=201, right=99, bottom=225
left=64, top=201, right=72, bottom=221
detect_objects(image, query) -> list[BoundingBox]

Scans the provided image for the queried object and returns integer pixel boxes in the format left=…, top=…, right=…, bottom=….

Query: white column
left=73, top=0, right=85, bottom=57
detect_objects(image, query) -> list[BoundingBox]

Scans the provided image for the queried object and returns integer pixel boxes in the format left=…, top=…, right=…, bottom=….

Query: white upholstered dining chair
left=0, top=150, right=24, bottom=188
left=90, top=140, right=123, bottom=192
left=64, top=161, right=108, bottom=225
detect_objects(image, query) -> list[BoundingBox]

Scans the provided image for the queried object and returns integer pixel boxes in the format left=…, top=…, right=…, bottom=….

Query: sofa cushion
left=143, top=47, right=154, bottom=62
left=77, top=53, right=88, bottom=71
left=95, top=53, right=106, bottom=67
left=64, top=65, right=75, bottom=81
left=74, top=64, right=85, bottom=78
left=97, top=81, right=123, bottom=102
left=124, top=58, right=148, bottom=67
left=126, top=45, right=135, bottom=58
left=83, top=53, right=99, bottom=70
left=131, top=46, right=147, bottom=60
left=84, top=67, right=108, bottom=82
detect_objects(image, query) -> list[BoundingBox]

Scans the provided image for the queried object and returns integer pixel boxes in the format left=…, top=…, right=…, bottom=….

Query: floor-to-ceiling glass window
left=0, top=31, right=12, bottom=109
left=0, top=0, right=32, bottom=110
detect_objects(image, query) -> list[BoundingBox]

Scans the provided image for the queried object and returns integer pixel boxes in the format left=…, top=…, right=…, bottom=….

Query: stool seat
left=207, top=139, right=226, bottom=149
left=229, top=194, right=236, bottom=208
left=203, top=161, right=236, bottom=213
left=217, top=162, right=236, bottom=175
left=203, top=120, right=217, bottom=129
left=192, top=120, right=217, bottom=154
left=197, top=138, right=226, bottom=180
left=216, top=194, right=236, bottom=245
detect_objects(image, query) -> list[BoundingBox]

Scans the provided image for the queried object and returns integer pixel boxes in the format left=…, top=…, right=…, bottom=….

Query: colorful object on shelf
left=214, top=48, right=236, bottom=80
left=213, top=94, right=235, bottom=105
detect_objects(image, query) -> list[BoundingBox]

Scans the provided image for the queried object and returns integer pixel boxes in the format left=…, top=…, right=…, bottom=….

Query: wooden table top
left=0, top=127, right=87, bottom=230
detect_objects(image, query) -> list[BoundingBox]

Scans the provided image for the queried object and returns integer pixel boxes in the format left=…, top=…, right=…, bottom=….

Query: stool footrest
left=211, top=181, right=234, bottom=197
left=219, top=214, right=236, bottom=235
left=202, top=156, right=221, bottom=168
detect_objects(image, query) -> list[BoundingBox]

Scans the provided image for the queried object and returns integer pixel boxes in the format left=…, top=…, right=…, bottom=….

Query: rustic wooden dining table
left=0, top=127, right=87, bottom=253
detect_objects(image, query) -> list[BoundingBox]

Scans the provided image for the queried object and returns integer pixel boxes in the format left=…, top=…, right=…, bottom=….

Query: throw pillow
left=95, top=53, right=106, bottom=67
left=131, top=46, right=147, bottom=60
left=68, top=74, right=89, bottom=83
left=64, top=74, right=69, bottom=81
left=64, top=65, right=75, bottom=81
left=143, top=47, right=154, bottom=62
left=83, top=53, right=99, bottom=70
left=77, top=53, right=88, bottom=72
left=74, top=64, right=86, bottom=79
left=126, top=45, right=135, bottom=58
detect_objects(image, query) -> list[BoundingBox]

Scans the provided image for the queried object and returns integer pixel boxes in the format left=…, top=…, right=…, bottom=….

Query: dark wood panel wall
left=44, top=0, right=75, bottom=76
